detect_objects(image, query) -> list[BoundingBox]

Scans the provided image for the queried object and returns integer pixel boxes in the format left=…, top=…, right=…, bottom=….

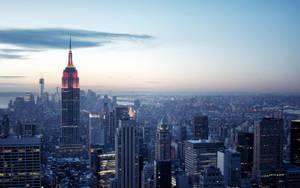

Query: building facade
left=193, top=116, right=208, bottom=140
left=115, top=119, right=139, bottom=188
left=291, top=120, right=300, bottom=166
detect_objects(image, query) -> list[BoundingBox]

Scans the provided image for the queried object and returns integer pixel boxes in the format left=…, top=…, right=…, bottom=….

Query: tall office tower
left=155, top=119, right=171, bottom=160
left=109, top=106, right=129, bottom=146
left=0, top=115, right=9, bottom=138
left=60, top=38, right=81, bottom=154
left=217, top=149, right=241, bottom=187
left=291, top=120, right=300, bottom=166
left=115, top=119, right=139, bottom=188
left=235, top=132, right=253, bottom=178
left=98, top=152, right=116, bottom=188
left=142, top=162, right=154, bottom=188
left=154, top=119, right=172, bottom=188
left=198, top=165, right=224, bottom=188
left=252, top=118, right=285, bottom=187
left=90, top=145, right=103, bottom=176
left=39, top=77, right=44, bottom=98
left=89, top=113, right=104, bottom=145
left=184, top=139, right=223, bottom=176
left=0, top=135, right=41, bottom=187
left=193, top=115, right=208, bottom=140
left=154, top=160, right=171, bottom=188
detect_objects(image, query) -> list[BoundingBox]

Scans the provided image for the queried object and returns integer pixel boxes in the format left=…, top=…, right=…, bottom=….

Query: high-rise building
left=155, top=119, right=171, bottom=161
left=199, top=165, right=224, bottom=188
left=115, top=119, right=139, bottom=188
left=217, top=149, right=241, bottom=187
left=291, top=120, right=300, bottom=166
left=193, top=115, right=208, bottom=140
left=252, top=118, right=285, bottom=187
left=0, top=135, right=41, bottom=187
left=154, top=119, right=172, bottom=188
left=0, top=115, right=9, bottom=138
left=39, top=77, right=44, bottom=98
left=184, top=139, right=223, bottom=176
left=60, top=37, right=81, bottom=155
left=109, top=106, right=129, bottom=147
left=235, top=132, right=253, bottom=178
left=89, top=113, right=104, bottom=145
left=98, top=152, right=116, bottom=188
left=154, top=160, right=171, bottom=188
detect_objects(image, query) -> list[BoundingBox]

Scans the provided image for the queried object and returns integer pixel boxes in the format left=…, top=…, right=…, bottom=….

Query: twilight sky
left=0, top=0, right=300, bottom=93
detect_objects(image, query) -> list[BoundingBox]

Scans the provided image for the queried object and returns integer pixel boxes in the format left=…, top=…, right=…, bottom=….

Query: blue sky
left=0, top=0, right=299, bottom=93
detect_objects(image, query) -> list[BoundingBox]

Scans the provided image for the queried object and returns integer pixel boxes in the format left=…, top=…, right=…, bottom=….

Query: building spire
left=69, top=33, right=72, bottom=51
left=68, top=34, right=73, bottom=67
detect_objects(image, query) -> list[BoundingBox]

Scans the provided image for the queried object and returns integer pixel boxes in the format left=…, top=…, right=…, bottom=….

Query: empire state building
left=60, top=38, right=81, bottom=155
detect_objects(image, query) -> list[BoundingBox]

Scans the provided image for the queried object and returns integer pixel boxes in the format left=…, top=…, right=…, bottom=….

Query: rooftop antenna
left=69, top=33, right=72, bottom=51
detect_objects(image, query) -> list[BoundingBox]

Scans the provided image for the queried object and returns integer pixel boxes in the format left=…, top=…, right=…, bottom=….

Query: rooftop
left=0, top=135, right=41, bottom=145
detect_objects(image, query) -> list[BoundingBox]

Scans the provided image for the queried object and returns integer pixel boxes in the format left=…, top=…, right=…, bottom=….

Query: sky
left=0, top=0, right=300, bottom=93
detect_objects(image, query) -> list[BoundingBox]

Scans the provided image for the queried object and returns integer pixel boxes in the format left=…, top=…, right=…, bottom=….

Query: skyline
left=0, top=0, right=300, bottom=93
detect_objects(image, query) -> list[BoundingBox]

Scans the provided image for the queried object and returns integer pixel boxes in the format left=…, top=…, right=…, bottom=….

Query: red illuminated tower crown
left=62, top=35, right=79, bottom=89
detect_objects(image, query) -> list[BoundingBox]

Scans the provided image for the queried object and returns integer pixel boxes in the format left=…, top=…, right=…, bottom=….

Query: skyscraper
left=217, top=149, right=241, bottom=187
left=291, top=120, right=300, bottom=166
left=0, top=135, right=41, bottom=187
left=154, top=119, right=172, bottom=188
left=0, top=115, right=9, bottom=138
left=184, top=139, right=223, bottom=175
left=235, top=132, right=253, bottom=178
left=115, top=119, right=139, bottom=188
left=39, top=77, right=44, bottom=98
left=252, top=118, right=285, bottom=187
left=193, top=115, right=208, bottom=140
left=60, top=37, right=81, bottom=155
left=155, top=119, right=171, bottom=161
left=89, top=113, right=104, bottom=146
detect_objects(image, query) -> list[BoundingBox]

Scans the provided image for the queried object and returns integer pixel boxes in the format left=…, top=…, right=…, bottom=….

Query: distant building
left=89, top=113, right=104, bottom=145
left=0, top=136, right=41, bottom=187
left=217, top=149, right=241, bottom=187
left=252, top=118, right=285, bottom=187
left=193, top=116, right=208, bottom=140
left=235, top=132, right=253, bottom=178
left=155, top=119, right=171, bottom=161
left=141, top=162, right=154, bottom=188
left=115, top=119, right=139, bottom=188
left=291, top=120, right=300, bottom=166
left=39, top=77, right=44, bottom=99
left=284, top=161, right=300, bottom=187
left=199, top=165, right=224, bottom=188
left=184, top=139, right=223, bottom=175
left=0, top=115, right=9, bottom=138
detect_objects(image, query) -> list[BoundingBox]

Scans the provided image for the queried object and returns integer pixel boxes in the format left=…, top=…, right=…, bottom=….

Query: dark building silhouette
left=252, top=118, right=285, bottom=187
left=154, top=160, right=171, bottom=188
left=193, top=115, right=208, bottom=140
left=236, top=132, right=253, bottom=178
left=154, top=119, right=172, bottom=188
left=291, top=120, right=300, bottom=166
left=0, top=115, right=9, bottom=138
left=60, top=38, right=81, bottom=154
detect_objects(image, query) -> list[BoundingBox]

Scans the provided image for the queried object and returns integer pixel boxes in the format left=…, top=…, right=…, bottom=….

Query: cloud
left=0, top=28, right=152, bottom=49
left=0, top=28, right=153, bottom=59
left=144, top=81, right=162, bottom=84
left=0, top=76, right=27, bottom=79
left=0, top=54, right=26, bottom=59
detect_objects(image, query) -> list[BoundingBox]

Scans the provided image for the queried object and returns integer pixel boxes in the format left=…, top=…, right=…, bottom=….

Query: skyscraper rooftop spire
left=69, top=33, right=72, bottom=51
left=68, top=34, right=73, bottom=67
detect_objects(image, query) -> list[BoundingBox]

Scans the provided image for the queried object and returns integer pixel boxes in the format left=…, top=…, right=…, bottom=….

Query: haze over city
left=0, top=0, right=299, bottom=93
